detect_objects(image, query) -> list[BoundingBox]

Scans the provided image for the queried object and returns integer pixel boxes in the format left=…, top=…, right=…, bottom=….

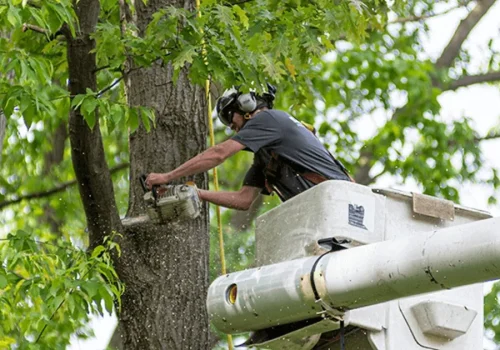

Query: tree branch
left=0, top=163, right=129, bottom=211
left=354, top=1, right=497, bottom=185
left=447, top=130, right=500, bottom=149
left=435, top=0, right=496, bottom=69
left=480, top=131, right=500, bottom=142
left=96, top=77, right=124, bottom=97
left=390, top=3, right=468, bottom=24
left=445, top=71, right=500, bottom=90
left=22, top=23, right=47, bottom=34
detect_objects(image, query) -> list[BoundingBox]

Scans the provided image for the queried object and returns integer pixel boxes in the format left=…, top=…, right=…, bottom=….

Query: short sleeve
left=242, top=160, right=271, bottom=195
left=243, top=164, right=265, bottom=189
left=231, top=111, right=281, bottom=153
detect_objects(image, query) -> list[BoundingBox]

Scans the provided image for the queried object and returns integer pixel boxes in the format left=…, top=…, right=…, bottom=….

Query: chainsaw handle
left=139, top=174, right=148, bottom=193
left=140, top=174, right=159, bottom=200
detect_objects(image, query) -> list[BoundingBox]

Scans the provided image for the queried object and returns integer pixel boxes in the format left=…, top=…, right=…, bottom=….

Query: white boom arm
left=207, top=216, right=500, bottom=334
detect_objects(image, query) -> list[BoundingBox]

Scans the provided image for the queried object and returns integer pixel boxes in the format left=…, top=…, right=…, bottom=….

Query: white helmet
left=215, top=83, right=277, bottom=126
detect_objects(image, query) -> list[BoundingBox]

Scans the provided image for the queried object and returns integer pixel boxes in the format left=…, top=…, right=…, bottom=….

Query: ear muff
left=236, top=92, right=257, bottom=113
left=259, top=83, right=276, bottom=109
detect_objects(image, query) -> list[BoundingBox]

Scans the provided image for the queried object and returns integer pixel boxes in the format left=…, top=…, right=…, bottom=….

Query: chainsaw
left=139, top=174, right=202, bottom=224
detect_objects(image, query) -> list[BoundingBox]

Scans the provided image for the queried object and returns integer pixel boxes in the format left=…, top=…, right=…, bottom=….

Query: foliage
left=0, top=230, right=123, bottom=349
left=485, top=282, right=500, bottom=345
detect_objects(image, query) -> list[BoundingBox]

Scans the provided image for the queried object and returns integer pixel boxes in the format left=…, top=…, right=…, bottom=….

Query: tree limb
left=354, top=1, right=497, bottom=185
left=446, top=131, right=500, bottom=149
left=480, top=131, right=500, bottom=142
left=435, top=0, right=496, bottom=69
left=96, top=77, right=124, bottom=97
left=0, top=163, right=129, bottom=211
left=22, top=23, right=47, bottom=34
left=445, top=71, right=500, bottom=90
left=390, top=3, right=468, bottom=25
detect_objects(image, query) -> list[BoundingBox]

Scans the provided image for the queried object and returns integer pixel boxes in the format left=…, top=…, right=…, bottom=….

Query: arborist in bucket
left=145, top=83, right=353, bottom=209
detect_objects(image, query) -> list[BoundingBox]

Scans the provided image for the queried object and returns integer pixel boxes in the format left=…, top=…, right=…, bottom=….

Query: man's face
left=230, top=112, right=246, bottom=132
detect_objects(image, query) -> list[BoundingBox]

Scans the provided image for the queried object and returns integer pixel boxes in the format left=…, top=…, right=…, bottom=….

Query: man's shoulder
left=257, top=109, right=289, bottom=118
left=252, top=109, right=291, bottom=124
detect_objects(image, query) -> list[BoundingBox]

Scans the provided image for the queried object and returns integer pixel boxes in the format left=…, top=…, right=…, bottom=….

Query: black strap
left=309, top=250, right=331, bottom=302
left=264, top=151, right=280, bottom=194
left=310, top=238, right=349, bottom=350
left=340, top=320, right=345, bottom=350
left=264, top=151, right=330, bottom=194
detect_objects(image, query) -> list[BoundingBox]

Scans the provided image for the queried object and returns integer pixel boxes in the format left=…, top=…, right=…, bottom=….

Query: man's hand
left=145, top=173, right=170, bottom=189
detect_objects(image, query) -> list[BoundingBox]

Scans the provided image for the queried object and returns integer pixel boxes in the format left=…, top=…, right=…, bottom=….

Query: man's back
left=233, top=109, right=351, bottom=200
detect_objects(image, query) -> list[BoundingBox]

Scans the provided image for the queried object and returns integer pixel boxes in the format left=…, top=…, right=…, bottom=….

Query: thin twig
left=22, top=23, right=47, bottom=34
left=96, top=77, right=124, bottom=97
left=93, top=65, right=111, bottom=73
left=390, top=4, right=467, bottom=24
left=0, top=163, right=129, bottom=211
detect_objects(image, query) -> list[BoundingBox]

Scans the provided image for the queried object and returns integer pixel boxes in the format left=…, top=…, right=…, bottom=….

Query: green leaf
left=3, top=96, right=17, bottom=118
left=71, top=94, right=86, bottom=109
left=140, top=107, right=151, bottom=132
left=173, top=46, right=197, bottom=69
left=214, top=5, right=234, bottom=27
left=0, top=274, right=8, bottom=289
left=128, top=107, right=139, bottom=133
left=233, top=5, right=249, bottom=29
left=91, top=245, right=105, bottom=259
left=7, top=6, right=22, bottom=27
left=81, top=98, right=98, bottom=128
left=82, top=281, right=100, bottom=298
left=100, top=286, right=114, bottom=314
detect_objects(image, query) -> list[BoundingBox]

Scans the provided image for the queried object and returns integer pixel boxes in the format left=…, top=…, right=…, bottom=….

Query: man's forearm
left=198, top=189, right=252, bottom=210
left=146, top=139, right=245, bottom=188
left=168, top=150, right=224, bottom=182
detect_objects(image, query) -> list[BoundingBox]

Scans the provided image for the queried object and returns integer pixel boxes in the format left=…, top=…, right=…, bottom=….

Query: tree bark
left=117, top=0, right=211, bottom=348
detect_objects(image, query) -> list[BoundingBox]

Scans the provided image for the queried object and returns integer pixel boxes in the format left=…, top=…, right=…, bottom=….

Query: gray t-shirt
left=232, top=109, right=351, bottom=201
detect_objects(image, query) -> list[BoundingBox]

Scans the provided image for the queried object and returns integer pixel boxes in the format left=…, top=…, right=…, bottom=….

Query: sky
left=69, top=2, right=500, bottom=349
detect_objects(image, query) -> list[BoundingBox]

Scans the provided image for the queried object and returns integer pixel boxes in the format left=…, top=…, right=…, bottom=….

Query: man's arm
left=198, top=186, right=261, bottom=210
left=145, top=139, right=245, bottom=188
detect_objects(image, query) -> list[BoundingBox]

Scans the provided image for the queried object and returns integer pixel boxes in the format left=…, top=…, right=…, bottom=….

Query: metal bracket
left=412, top=192, right=455, bottom=221
left=315, top=298, right=344, bottom=320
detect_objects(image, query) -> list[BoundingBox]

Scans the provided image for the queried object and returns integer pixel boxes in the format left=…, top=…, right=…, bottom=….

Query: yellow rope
left=196, top=1, right=233, bottom=349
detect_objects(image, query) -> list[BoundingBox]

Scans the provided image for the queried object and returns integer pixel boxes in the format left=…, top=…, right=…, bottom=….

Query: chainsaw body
left=141, top=176, right=201, bottom=224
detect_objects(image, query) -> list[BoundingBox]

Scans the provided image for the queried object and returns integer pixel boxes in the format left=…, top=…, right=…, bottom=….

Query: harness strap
left=301, top=171, right=328, bottom=185
left=264, top=151, right=331, bottom=196
left=264, top=151, right=280, bottom=194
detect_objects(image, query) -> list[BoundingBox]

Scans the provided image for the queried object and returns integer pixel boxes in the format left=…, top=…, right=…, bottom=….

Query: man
left=145, top=84, right=352, bottom=210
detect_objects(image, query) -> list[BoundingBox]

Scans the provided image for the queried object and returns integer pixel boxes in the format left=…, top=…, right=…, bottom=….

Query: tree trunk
left=65, top=0, right=122, bottom=245
left=117, top=0, right=211, bottom=348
